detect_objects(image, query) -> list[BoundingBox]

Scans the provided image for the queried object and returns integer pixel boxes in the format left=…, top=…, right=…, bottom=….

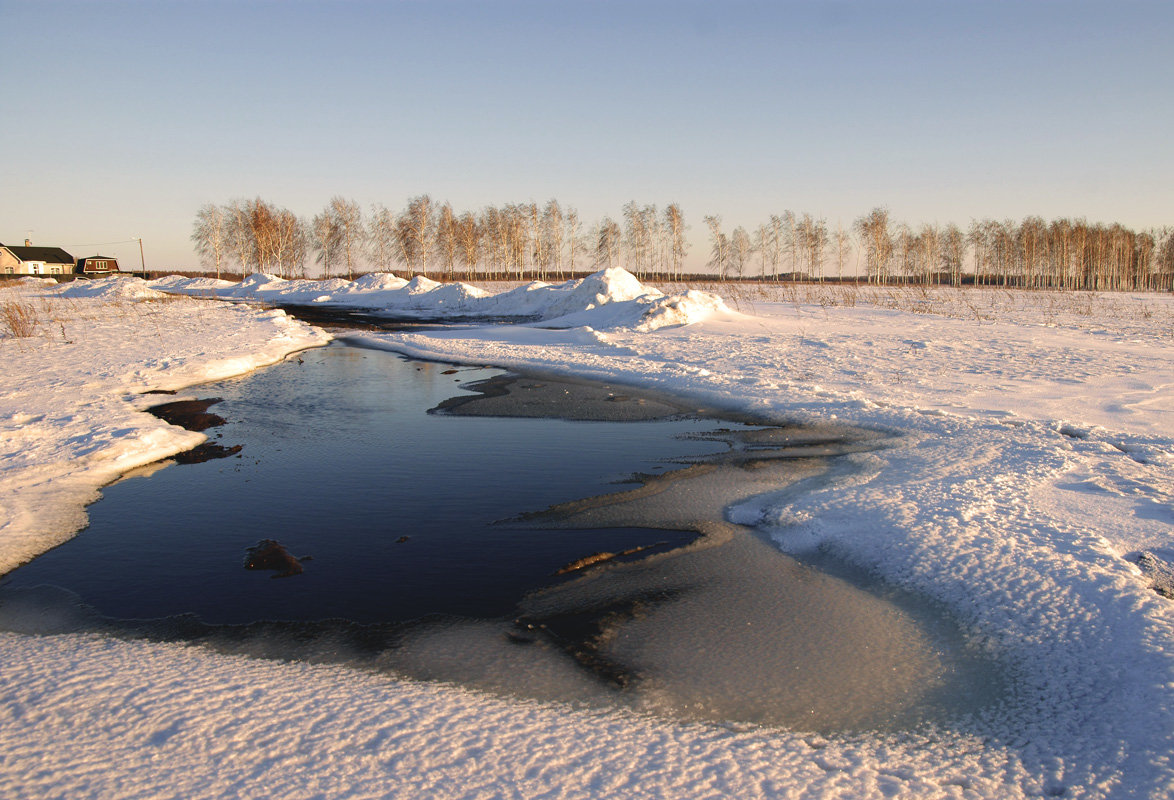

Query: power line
left=59, top=239, right=139, bottom=248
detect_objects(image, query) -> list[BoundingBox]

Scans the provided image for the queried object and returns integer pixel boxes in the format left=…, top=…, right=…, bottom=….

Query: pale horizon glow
left=2, top=0, right=1171, bottom=273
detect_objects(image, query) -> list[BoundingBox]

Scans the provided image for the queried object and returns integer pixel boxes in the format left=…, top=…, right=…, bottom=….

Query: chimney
left=25, top=239, right=31, bottom=247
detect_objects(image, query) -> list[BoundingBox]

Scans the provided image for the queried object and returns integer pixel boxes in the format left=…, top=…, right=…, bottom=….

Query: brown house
left=75, top=255, right=121, bottom=275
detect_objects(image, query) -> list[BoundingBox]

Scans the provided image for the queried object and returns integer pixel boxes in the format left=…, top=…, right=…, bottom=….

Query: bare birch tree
left=781, top=211, right=798, bottom=276
left=525, top=203, right=541, bottom=277
left=768, top=215, right=786, bottom=280
left=436, top=202, right=459, bottom=280
left=456, top=212, right=480, bottom=277
left=595, top=217, right=621, bottom=269
left=917, top=224, right=941, bottom=284
left=798, top=214, right=828, bottom=280
left=704, top=215, right=730, bottom=279
left=1157, top=228, right=1174, bottom=290
left=506, top=204, right=528, bottom=278
left=564, top=207, right=583, bottom=277
left=541, top=200, right=564, bottom=280
left=622, top=201, right=651, bottom=277
left=191, top=203, right=229, bottom=279
left=246, top=198, right=281, bottom=274
left=366, top=204, right=397, bottom=273
left=272, top=209, right=307, bottom=278
left=311, top=211, right=341, bottom=278
left=833, top=221, right=853, bottom=282
left=942, top=223, right=965, bottom=286
left=753, top=223, right=771, bottom=278
left=479, top=206, right=505, bottom=279
left=855, top=208, right=894, bottom=283
left=328, top=196, right=364, bottom=280
left=397, top=195, right=435, bottom=275
left=226, top=199, right=255, bottom=274
left=664, top=203, right=688, bottom=279
left=730, top=226, right=753, bottom=278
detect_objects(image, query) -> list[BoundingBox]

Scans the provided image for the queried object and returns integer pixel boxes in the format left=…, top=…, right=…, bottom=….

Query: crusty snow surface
left=1, top=272, right=1172, bottom=799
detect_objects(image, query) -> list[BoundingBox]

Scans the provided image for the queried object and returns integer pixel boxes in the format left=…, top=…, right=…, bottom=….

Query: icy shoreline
left=1, top=272, right=1172, bottom=798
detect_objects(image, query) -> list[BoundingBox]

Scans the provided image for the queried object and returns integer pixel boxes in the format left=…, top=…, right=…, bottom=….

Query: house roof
left=1, top=244, right=76, bottom=264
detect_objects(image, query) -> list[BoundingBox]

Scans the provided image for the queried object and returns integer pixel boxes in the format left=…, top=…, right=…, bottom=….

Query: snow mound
left=217, top=275, right=358, bottom=303
left=347, top=272, right=409, bottom=292
left=474, top=280, right=560, bottom=318
left=403, top=275, right=443, bottom=295
left=634, top=289, right=731, bottom=331
left=303, top=278, right=353, bottom=295
left=148, top=275, right=235, bottom=294
left=534, top=272, right=727, bottom=331
left=548, top=267, right=656, bottom=314
left=55, top=276, right=167, bottom=301
left=236, top=273, right=284, bottom=292
left=424, top=283, right=491, bottom=310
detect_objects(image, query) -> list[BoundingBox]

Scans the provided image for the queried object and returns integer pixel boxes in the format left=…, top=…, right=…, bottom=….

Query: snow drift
left=152, top=267, right=732, bottom=330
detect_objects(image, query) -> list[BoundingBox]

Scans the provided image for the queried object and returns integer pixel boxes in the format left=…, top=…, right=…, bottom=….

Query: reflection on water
left=0, top=343, right=1003, bottom=733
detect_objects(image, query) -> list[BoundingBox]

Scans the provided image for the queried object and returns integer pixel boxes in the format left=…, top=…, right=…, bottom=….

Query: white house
left=0, top=241, right=77, bottom=276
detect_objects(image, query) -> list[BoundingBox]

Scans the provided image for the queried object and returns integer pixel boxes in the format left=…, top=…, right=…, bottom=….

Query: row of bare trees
left=966, top=216, right=1171, bottom=291
left=859, top=210, right=1174, bottom=291
left=596, top=202, right=689, bottom=277
left=705, top=208, right=1173, bottom=291
left=703, top=213, right=855, bottom=282
left=192, top=196, right=691, bottom=282
left=194, top=198, right=1173, bottom=291
left=191, top=199, right=307, bottom=280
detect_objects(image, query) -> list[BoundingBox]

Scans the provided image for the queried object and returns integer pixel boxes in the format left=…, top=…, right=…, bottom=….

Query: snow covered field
left=1, top=272, right=1171, bottom=798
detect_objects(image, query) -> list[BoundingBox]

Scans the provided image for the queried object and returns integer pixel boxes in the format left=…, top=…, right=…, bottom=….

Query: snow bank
left=54, top=275, right=169, bottom=301
left=148, top=274, right=236, bottom=293
left=153, top=267, right=731, bottom=330
left=218, top=273, right=356, bottom=302
left=347, top=271, right=409, bottom=292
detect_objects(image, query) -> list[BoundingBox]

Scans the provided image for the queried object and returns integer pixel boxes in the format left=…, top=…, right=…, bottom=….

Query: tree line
left=848, top=209, right=1173, bottom=291
left=191, top=196, right=689, bottom=283
left=192, top=197, right=1174, bottom=291
left=709, top=208, right=1173, bottom=291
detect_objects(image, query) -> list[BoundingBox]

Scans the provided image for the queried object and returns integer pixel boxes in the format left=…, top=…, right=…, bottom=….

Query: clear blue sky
left=2, top=0, right=1170, bottom=272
